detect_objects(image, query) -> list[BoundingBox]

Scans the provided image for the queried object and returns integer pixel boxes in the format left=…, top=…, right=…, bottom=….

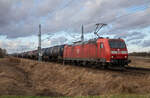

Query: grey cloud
left=0, top=0, right=15, bottom=27
left=0, top=0, right=66, bottom=38
left=110, top=8, right=150, bottom=32
left=0, top=0, right=150, bottom=39
left=142, top=40, right=150, bottom=47
left=1, top=0, right=150, bottom=53
left=114, top=32, right=146, bottom=41
left=50, top=37, right=67, bottom=46
left=0, top=39, right=37, bottom=53
left=34, top=0, right=67, bottom=17
left=126, top=32, right=146, bottom=42
left=127, top=34, right=146, bottom=42
left=44, top=0, right=150, bottom=34
left=130, top=40, right=142, bottom=45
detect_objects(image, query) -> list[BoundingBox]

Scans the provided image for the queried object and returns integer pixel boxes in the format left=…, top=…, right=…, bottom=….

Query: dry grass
left=14, top=58, right=150, bottom=96
left=8, top=57, right=21, bottom=64
left=0, top=57, right=150, bottom=96
left=129, top=56, right=150, bottom=68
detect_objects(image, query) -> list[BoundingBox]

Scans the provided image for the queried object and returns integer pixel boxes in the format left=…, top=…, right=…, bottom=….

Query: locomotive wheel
left=82, top=61, right=87, bottom=67
left=63, top=61, right=66, bottom=65
left=100, top=62, right=105, bottom=69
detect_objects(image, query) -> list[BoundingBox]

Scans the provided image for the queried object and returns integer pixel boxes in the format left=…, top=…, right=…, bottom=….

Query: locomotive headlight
left=111, top=51, right=117, bottom=54
left=125, top=56, right=127, bottom=58
left=121, top=51, right=128, bottom=54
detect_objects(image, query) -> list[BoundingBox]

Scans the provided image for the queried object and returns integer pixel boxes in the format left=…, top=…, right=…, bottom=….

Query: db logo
left=77, top=49, right=80, bottom=54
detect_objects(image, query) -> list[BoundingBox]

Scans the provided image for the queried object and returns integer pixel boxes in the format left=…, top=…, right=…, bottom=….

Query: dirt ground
left=0, top=56, right=150, bottom=96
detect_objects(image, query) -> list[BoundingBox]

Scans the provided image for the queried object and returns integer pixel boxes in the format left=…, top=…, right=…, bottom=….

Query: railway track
left=106, top=66, right=150, bottom=76
left=65, top=62, right=150, bottom=76
left=76, top=64, right=150, bottom=75
left=125, top=66, right=150, bottom=72
left=123, top=66, right=150, bottom=75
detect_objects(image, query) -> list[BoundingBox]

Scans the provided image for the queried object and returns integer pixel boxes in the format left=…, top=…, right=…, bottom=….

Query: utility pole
left=17, top=49, right=18, bottom=58
left=38, top=24, right=42, bottom=61
left=81, top=25, right=84, bottom=42
left=22, top=48, right=23, bottom=58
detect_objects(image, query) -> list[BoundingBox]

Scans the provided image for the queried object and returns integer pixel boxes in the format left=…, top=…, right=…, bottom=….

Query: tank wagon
left=14, top=37, right=130, bottom=68
left=42, top=45, right=65, bottom=61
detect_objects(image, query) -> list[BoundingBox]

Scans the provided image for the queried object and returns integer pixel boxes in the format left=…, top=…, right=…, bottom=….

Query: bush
left=129, top=52, right=150, bottom=57
left=0, top=48, right=7, bottom=58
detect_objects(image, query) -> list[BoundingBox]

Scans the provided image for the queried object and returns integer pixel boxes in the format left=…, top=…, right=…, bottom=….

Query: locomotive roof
left=68, top=38, right=100, bottom=46
left=68, top=37, right=124, bottom=46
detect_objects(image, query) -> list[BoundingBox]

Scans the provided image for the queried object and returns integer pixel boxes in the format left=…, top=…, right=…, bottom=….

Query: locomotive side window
left=100, top=43, right=103, bottom=48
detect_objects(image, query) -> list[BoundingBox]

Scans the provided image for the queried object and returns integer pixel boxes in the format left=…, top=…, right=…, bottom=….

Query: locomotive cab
left=108, top=39, right=130, bottom=66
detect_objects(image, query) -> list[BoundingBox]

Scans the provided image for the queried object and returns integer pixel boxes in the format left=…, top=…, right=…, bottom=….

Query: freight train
left=13, top=37, right=131, bottom=68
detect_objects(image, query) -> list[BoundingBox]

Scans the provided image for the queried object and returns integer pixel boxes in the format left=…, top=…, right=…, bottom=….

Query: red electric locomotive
left=63, top=37, right=130, bottom=67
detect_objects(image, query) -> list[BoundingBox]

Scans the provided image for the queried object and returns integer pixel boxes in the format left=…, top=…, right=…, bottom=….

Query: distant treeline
left=0, top=48, right=7, bottom=58
left=129, top=52, right=150, bottom=57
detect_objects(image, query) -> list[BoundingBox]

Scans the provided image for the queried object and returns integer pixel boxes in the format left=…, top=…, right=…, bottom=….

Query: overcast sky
left=0, top=0, right=150, bottom=53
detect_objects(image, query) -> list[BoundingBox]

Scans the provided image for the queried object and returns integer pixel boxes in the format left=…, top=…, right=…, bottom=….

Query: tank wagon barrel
left=42, top=45, right=65, bottom=61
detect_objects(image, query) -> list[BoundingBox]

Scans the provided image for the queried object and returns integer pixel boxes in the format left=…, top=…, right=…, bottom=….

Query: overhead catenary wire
left=109, top=5, right=150, bottom=24
left=14, top=2, right=150, bottom=54
left=86, top=2, right=150, bottom=27
left=84, top=3, right=150, bottom=37
left=36, top=2, right=150, bottom=44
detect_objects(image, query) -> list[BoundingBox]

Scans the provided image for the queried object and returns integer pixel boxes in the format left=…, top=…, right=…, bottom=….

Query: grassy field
left=129, top=56, right=150, bottom=68
left=0, top=57, right=150, bottom=97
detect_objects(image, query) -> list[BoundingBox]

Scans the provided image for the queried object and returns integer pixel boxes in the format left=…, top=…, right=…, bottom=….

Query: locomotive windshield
left=109, top=40, right=126, bottom=48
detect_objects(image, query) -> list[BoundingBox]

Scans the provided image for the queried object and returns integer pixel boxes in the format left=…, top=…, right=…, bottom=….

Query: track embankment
left=0, top=57, right=150, bottom=96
